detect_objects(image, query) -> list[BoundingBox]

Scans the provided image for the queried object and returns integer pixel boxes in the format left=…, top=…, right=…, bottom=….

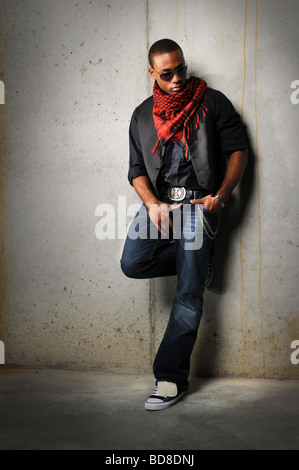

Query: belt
left=165, top=187, right=209, bottom=202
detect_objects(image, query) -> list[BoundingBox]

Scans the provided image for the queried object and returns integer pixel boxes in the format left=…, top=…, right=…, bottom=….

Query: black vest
left=136, top=91, right=226, bottom=198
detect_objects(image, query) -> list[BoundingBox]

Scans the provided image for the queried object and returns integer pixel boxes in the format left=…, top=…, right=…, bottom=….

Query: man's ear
left=148, top=68, right=156, bottom=81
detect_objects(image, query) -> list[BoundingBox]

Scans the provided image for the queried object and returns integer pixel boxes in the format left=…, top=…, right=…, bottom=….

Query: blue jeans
left=120, top=200, right=219, bottom=391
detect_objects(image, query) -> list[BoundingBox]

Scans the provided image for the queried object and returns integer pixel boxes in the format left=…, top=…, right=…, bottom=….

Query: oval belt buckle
left=168, top=187, right=186, bottom=202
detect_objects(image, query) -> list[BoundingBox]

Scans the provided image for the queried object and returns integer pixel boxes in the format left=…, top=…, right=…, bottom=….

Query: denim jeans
left=120, top=199, right=219, bottom=391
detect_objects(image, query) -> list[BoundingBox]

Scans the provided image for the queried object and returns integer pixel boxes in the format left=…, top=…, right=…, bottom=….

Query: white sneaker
left=145, top=381, right=186, bottom=411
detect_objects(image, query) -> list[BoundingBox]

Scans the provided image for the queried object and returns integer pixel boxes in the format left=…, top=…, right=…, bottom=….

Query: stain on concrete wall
left=0, top=0, right=298, bottom=379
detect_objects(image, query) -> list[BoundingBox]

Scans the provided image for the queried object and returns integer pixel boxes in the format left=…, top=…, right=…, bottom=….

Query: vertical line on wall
left=145, top=0, right=151, bottom=97
left=146, top=0, right=149, bottom=54
left=240, top=0, right=251, bottom=373
left=183, top=0, right=193, bottom=71
left=149, top=278, right=156, bottom=367
left=0, top=19, right=6, bottom=344
left=254, top=0, right=266, bottom=376
left=175, top=0, right=179, bottom=41
left=146, top=0, right=155, bottom=369
left=192, top=0, right=197, bottom=51
left=241, top=0, right=248, bottom=115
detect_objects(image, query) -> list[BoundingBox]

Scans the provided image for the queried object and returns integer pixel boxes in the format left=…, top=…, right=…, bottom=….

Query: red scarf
left=152, top=76, right=208, bottom=157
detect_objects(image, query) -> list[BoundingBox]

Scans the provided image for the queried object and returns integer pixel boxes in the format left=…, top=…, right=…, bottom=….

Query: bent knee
left=120, top=257, right=138, bottom=279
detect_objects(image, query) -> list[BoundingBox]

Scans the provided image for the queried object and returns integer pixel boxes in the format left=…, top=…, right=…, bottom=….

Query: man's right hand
left=132, top=176, right=182, bottom=236
left=147, top=201, right=182, bottom=236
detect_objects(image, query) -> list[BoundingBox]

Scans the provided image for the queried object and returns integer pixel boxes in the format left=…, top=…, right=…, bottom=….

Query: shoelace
left=151, top=387, right=160, bottom=396
left=151, top=386, right=176, bottom=399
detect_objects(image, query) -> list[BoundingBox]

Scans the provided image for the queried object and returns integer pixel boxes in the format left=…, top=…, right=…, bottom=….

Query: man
left=121, top=39, right=248, bottom=411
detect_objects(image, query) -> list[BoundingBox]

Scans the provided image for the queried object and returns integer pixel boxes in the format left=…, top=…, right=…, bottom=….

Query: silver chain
left=198, top=205, right=220, bottom=240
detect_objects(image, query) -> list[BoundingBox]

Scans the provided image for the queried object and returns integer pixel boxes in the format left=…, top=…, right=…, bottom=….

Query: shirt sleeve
left=128, top=107, right=149, bottom=185
left=210, top=89, right=248, bottom=154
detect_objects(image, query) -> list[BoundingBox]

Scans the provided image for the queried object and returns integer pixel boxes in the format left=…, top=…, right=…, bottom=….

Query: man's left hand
left=190, top=194, right=222, bottom=213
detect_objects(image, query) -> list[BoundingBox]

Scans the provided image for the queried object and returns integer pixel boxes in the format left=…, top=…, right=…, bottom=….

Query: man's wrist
left=144, top=196, right=160, bottom=209
left=215, top=193, right=226, bottom=208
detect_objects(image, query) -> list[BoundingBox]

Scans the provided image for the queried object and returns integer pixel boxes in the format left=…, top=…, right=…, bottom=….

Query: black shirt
left=156, top=141, right=201, bottom=194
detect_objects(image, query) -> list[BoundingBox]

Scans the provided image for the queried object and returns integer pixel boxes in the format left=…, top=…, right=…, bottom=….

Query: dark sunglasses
left=153, top=65, right=188, bottom=82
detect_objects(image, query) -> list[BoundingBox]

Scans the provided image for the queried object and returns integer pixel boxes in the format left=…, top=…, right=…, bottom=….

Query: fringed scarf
left=152, top=76, right=208, bottom=158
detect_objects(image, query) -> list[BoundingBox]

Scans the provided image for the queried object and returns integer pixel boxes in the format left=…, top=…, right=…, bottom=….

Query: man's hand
left=191, top=150, right=248, bottom=212
left=132, top=176, right=183, bottom=235
left=148, top=201, right=182, bottom=236
left=191, top=194, right=221, bottom=213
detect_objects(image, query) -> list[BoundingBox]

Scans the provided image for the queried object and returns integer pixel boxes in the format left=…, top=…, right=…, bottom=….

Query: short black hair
left=148, top=39, right=183, bottom=67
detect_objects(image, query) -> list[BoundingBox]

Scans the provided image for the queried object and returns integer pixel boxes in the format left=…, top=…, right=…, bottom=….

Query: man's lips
left=171, top=85, right=183, bottom=92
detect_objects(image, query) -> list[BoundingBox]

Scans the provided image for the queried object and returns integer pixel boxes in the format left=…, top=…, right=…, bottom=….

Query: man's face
left=149, top=49, right=187, bottom=95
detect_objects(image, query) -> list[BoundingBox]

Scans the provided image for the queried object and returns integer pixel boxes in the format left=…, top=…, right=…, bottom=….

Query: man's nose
left=172, top=72, right=182, bottom=82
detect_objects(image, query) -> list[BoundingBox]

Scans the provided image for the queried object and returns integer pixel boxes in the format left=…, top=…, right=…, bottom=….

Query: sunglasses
left=153, top=65, right=188, bottom=82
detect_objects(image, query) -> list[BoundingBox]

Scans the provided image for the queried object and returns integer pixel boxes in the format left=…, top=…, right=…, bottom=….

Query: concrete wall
left=0, top=0, right=298, bottom=379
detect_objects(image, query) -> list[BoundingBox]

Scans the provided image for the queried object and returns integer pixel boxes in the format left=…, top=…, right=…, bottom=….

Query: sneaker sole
left=144, top=392, right=187, bottom=411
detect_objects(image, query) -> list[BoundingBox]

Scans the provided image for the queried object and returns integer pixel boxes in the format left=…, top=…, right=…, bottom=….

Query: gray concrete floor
left=0, top=369, right=298, bottom=450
